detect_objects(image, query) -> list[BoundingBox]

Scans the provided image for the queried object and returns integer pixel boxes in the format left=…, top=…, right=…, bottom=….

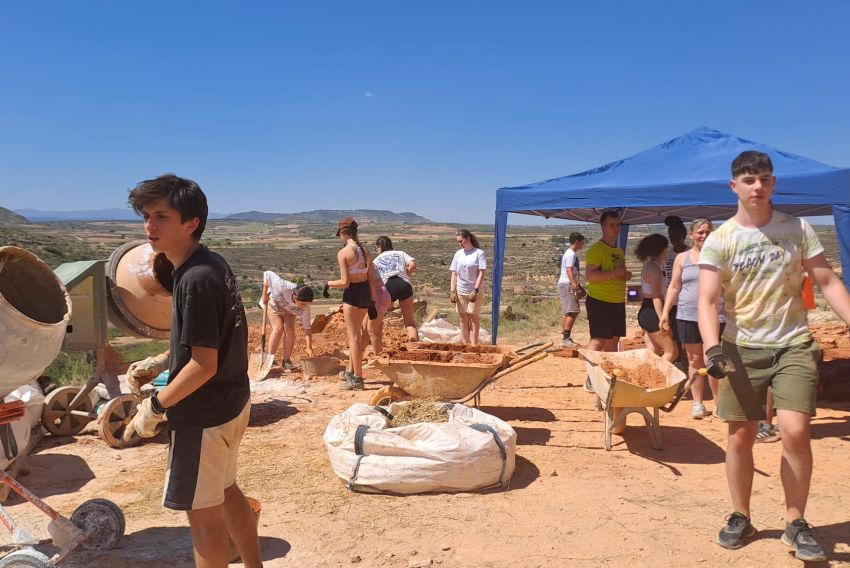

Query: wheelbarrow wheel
left=71, top=498, right=125, bottom=550
left=98, top=394, right=142, bottom=449
left=369, top=387, right=393, bottom=406
left=0, top=549, right=52, bottom=568
left=41, top=386, right=93, bottom=437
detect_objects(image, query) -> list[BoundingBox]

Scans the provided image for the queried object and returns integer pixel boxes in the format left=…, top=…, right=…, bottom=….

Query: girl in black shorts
left=635, top=233, right=678, bottom=363
left=324, top=217, right=376, bottom=390
left=373, top=236, right=419, bottom=341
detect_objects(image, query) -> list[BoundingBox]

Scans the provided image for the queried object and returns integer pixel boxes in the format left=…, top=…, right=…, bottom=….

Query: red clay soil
left=600, top=359, right=669, bottom=389
left=383, top=349, right=504, bottom=365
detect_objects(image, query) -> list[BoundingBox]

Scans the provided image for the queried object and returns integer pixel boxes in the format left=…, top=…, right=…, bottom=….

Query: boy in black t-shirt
left=124, top=174, right=261, bottom=568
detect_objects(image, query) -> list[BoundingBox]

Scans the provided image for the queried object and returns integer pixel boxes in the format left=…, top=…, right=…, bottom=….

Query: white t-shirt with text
left=698, top=212, right=823, bottom=348
left=450, top=248, right=487, bottom=294
left=373, top=250, right=415, bottom=284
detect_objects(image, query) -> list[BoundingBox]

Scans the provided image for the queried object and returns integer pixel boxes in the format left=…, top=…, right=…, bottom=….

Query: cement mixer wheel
left=98, top=395, right=142, bottom=448
left=71, top=498, right=125, bottom=550
left=41, top=386, right=94, bottom=437
left=0, top=548, right=52, bottom=568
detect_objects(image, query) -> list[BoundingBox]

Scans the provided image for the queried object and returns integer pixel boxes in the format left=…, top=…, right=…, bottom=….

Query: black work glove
left=706, top=345, right=735, bottom=378
left=322, top=281, right=331, bottom=299
left=368, top=302, right=378, bottom=320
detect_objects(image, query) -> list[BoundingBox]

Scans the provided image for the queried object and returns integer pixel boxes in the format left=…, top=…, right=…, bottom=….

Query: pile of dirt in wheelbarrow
left=600, top=359, right=669, bottom=389
left=387, top=350, right=504, bottom=365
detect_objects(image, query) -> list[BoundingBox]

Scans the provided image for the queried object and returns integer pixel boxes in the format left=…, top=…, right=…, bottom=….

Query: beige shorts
left=163, top=401, right=250, bottom=510
left=455, top=292, right=482, bottom=316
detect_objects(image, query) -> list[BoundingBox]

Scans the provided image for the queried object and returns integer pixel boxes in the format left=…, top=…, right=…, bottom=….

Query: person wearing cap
left=260, top=271, right=315, bottom=371
left=323, top=216, right=377, bottom=390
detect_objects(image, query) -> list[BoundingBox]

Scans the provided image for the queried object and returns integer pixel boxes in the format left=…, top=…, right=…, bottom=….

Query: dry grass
left=388, top=398, right=450, bottom=427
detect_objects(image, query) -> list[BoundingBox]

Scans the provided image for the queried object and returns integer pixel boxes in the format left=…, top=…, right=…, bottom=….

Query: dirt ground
left=2, top=319, right=850, bottom=567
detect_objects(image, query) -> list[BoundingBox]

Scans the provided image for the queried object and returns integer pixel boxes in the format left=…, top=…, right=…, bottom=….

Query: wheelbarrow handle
left=508, top=342, right=554, bottom=366
left=515, top=340, right=548, bottom=353
left=659, top=372, right=698, bottom=413
left=481, top=352, right=548, bottom=389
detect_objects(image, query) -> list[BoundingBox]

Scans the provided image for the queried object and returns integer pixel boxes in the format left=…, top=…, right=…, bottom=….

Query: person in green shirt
left=583, top=210, right=632, bottom=389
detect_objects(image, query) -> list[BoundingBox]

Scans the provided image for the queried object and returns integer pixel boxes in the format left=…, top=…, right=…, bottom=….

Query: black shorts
left=342, top=280, right=372, bottom=309
left=677, top=319, right=726, bottom=344
left=586, top=296, right=626, bottom=339
left=638, top=298, right=660, bottom=333
left=384, top=275, right=413, bottom=302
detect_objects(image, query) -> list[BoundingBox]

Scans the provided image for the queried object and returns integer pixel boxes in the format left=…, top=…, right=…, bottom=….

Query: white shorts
left=558, top=281, right=580, bottom=315
left=455, top=292, right=482, bottom=316
left=163, top=401, right=250, bottom=510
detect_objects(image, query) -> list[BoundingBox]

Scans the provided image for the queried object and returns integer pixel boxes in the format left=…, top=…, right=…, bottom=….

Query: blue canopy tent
left=491, top=127, right=850, bottom=343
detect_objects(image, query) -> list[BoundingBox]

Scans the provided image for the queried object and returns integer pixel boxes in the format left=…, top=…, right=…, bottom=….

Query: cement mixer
left=39, top=240, right=172, bottom=448
left=0, top=246, right=125, bottom=566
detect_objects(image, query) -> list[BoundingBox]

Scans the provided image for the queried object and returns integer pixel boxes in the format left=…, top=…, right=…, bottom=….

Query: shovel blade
left=248, top=352, right=275, bottom=381
left=311, top=313, right=329, bottom=334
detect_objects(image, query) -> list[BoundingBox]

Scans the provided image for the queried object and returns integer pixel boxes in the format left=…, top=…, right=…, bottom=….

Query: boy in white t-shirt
left=698, top=151, right=850, bottom=562
left=557, top=232, right=586, bottom=347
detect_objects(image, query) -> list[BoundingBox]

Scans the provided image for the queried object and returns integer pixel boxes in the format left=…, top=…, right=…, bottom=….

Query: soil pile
left=600, top=359, right=669, bottom=389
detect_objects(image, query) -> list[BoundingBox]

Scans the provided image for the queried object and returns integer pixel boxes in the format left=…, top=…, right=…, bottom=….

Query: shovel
left=249, top=300, right=274, bottom=381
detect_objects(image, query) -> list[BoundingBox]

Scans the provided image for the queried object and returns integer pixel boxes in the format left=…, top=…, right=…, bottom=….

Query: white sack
left=419, top=318, right=491, bottom=345
left=324, top=402, right=515, bottom=494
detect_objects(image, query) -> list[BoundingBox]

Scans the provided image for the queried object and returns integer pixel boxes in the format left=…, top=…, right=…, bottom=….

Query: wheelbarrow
left=370, top=341, right=553, bottom=408
left=578, top=348, right=699, bottom=451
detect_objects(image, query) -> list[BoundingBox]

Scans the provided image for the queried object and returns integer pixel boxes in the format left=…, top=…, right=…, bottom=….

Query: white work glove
left=126, top=351, right=169, bottom=396
left=123, top=397, right=166, bottom=441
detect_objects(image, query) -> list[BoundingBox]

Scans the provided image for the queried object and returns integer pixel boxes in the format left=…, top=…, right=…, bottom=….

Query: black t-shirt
left=166, top=246, right=250, bottom=429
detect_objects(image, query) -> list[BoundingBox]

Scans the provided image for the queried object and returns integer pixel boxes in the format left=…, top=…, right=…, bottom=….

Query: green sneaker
left=716, top=512, right=756, bottom=550
left=782, top=519, right=826, bottom=561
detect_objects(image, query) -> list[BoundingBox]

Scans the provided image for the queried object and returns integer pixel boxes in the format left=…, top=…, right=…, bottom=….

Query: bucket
left=0, top=247, right=71, bottom=397
left=302, top=356, right=341, bottom=377
left=228, top=496, right=262, bottom=562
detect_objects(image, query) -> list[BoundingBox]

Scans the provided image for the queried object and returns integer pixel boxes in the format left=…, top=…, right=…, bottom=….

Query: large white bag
left=324, top=402, right=516, bottom=494
left=418, top=317, right=491, bottom=344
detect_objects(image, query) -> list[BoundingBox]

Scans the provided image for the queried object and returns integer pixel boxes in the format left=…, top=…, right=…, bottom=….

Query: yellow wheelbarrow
left=370, top=341, right=553, bottom=408
left=579, top=348, right=700, bottom=450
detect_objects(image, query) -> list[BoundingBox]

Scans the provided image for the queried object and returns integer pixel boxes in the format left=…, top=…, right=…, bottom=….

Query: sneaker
left=755, top=423, right=781, bottom=443
left=339, top=370, right=354, bottom=382
left=339, top=375, right=365, bottom=391
left=782, top=519, right=826, bottom=561
left=691, top=401, right=709, bottom=419
left=282, top=360, right=296, bottom=372
left=716, top=512, right=757, bottom=550
left=560, top=337, right=578, bottom=348
left=584, top=376, right=594, bottom=392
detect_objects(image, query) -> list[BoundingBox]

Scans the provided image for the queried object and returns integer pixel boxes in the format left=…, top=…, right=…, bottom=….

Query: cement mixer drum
left=106, top=240, right=172, bottom=339
left=0, top=246, right=71, bottom=398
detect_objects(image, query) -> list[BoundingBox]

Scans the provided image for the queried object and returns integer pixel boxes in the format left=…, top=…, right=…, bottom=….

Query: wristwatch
left=150, top=394, right=166, bottom=415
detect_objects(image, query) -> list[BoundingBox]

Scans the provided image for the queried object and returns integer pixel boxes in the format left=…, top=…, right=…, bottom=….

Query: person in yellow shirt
left=583, top=210, right=632, bottom=390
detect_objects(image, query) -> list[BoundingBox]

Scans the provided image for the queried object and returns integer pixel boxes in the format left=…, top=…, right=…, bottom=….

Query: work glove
left=706, top=345, right=735, bottom=379
left=450, top=290, right=458, bottom=304
left=368, top=302, right=378, bottom=320
left=468, top=290, right=478, bottom=303
left=123, top=396, right=165, bottom=441
left=322, top=281, right=331, bottom=298
left=126, top=351, right=169, bottom=397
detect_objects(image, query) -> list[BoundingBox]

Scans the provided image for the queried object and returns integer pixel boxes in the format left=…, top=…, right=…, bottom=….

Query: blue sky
left=1, top=1, right=849, bottom=224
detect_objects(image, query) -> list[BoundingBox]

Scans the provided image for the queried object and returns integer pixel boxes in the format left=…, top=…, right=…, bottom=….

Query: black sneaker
left=717, top=512, right=757, bottom=550
left=782, top=519, right=826, bottom=561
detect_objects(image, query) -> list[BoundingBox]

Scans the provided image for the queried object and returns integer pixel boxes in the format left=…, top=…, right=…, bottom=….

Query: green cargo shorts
left=716, top=339, right=821, bottom=422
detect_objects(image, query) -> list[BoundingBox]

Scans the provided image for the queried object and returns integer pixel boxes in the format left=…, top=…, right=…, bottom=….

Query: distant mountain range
left=224, top=209, right=431, bottom=223
left=11, top=208, right=431, bottom=224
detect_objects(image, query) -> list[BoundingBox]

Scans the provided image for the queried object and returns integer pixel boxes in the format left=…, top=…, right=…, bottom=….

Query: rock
left=550, top=470, right=558, bottom=477
left=441, top=546, right=451, bottom=551
left=351, top=555, right=361, bottom=563
left=409, top=558, right=433, bottom=568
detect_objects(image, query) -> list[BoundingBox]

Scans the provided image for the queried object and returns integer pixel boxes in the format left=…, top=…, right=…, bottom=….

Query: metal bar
left=0, top=471, right=59, bottom=520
